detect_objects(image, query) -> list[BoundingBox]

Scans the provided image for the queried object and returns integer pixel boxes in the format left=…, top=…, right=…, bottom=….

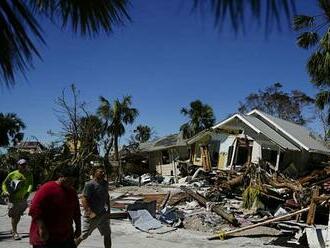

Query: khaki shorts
left=82, top=212, right=111, bottom=239
left=8, top=200, right=28, bottom=218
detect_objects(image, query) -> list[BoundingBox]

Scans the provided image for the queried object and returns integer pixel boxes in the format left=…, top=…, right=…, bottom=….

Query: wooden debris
left=180, top=186, right=239, bottom=227
left=200, top=145, right=211, bottom=172
left=168, top=192, right=189, bottom=206
left=307, top=187, right=319, bottom=225
left=208, top=207, right=310, bottom=240
left=160, top=191, right=171, bottom=210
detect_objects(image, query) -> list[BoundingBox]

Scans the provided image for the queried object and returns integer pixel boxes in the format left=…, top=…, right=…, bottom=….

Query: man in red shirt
left=29, top=166, right=81, bottom=248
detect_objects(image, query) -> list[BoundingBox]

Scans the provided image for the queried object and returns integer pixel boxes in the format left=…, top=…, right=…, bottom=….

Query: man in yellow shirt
left=2, top=159, right=33, bottom=240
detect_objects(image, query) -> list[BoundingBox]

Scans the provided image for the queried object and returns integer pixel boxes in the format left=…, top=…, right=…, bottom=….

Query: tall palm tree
left=0, top=0, right=129, bottom=87
left=0, top=113, right=25, bottom=147
left=97, top=95, right=138, bottom=163
left=134, top=125, right=152, bottom=143
left=180, top=100, right=216, bottom=139
left=294, top=0, right=330, bottom=134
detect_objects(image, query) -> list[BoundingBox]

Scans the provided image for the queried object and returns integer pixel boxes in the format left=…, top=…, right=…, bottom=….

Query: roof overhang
left=247, top=109, right=310, bottom=151
left=213, top=114, right=261, bottom=134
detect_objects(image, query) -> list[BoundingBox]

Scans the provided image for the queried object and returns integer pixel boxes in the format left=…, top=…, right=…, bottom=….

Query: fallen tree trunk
left=208, top=207, right=310, bottom=240
left=180, top=186, right=239, bottom=227
left=268, top=176, right=302, bottom=192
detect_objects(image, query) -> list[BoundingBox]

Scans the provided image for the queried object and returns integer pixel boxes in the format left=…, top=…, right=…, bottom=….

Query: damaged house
left=139, top=109, right=330, bottom=177
left=188, top=109, right=330, bottom=175
left=139, top=132, right=189, bottom=176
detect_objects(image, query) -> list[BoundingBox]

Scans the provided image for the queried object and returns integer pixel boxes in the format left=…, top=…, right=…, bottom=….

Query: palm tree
left=293, top=0, right=330, bottom=134
left=0, top=113, right=26, bottom=147
left=0, top=0, right=129, bottom=87
left=97, top=95, right=138, bottom=177
left=180, top=100, right=216, bottom=139
left=134, top=125, right=152, bottom=143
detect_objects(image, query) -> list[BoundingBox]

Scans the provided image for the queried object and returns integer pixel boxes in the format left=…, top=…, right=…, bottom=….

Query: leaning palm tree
left=0, top=113, right=26, bottom=147
left=180, top=100, right=216, bottom=139
left=97, top=95, right=138, bottom=178
left=294, top=0, right=330, bottom=133
left=0, top=0, right=129, bottom=87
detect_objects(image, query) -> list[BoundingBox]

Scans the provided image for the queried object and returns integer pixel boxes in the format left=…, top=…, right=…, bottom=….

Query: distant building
left=139, top=132, right=189, bottom=176
left=16, top=141, right=45, bottom=154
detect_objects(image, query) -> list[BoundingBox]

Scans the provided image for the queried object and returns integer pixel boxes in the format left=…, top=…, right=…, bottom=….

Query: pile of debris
left=111, top=162, right=330, bottom=247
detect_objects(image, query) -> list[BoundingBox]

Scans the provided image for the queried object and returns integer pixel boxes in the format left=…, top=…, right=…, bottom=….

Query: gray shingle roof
left=241, top=114, right=300, bottom=151
left=139, top=133, right=187, bottom=152
left=249, top=110, right=330, bottom=155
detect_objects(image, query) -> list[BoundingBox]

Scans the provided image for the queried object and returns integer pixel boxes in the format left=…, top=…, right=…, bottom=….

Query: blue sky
left=0, top=0, right=321, bottom=145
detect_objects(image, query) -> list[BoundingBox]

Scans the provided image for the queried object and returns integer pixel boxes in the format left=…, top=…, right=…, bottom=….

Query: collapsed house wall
left=149, top=147, right=189, bottom=176
left=217, top=134, right=236, bottom=169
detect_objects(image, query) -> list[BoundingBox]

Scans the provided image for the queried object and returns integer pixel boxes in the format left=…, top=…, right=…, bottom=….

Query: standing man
left=29, top=166, right=81, bottom=248
left=75, top=166, right=111, bottom=248
left=1, top=159, right=33, bottom=240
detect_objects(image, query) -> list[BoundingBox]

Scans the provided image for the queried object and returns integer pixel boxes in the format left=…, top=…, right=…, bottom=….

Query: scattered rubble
left=110, top=161, right=330, bottom=247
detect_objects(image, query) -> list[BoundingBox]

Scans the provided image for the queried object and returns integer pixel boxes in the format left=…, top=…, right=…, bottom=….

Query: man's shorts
left=8, top=200, right=28, bottom=218
left=82, top=212, right=111, bottom=238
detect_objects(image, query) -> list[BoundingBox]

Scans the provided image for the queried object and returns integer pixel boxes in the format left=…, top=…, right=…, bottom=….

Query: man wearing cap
left=29, top=166, right=81, bottom=248
left=1, top=159, right=33, bottom=240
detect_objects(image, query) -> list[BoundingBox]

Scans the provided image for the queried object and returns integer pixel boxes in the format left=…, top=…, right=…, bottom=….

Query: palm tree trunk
left=103, top=138, right=113, bottom=181
left=114, top=135, right=123, bottom=182
left=114, top=136, right=119, bottom=161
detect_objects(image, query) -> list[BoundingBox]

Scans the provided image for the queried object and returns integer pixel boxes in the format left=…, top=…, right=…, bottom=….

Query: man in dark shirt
left=29, top=166, right=81, bottom=248
left=75, top=166, right=111, bottom=248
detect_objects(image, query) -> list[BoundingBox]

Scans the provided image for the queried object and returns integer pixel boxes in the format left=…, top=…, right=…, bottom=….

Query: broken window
left=262, top=148, right=278, bottom=167
left=195, top=145, right=201, bottom=161
left=235, top=146, right=252, bottom=165
left=161, top=150, right=170, bottom=164
left=227, top=146, right=234, bottom=166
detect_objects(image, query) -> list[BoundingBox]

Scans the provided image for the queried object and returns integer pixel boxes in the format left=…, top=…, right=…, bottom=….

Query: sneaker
left=13, top=233, right=21, bottom=240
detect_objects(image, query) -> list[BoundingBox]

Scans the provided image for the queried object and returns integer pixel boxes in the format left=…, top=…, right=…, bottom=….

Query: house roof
left=213, top=114, right=300, bottom=151
left=16, top=141, right=45, bottom=150
left=248, top=109, right=330, bottom=155
left=187, top=129, right=213, bottom=145
left=139, top=133, right=187, bottom=152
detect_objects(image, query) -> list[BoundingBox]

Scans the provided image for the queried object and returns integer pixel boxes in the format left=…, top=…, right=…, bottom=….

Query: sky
left=0, top=0, right=322, bottom=145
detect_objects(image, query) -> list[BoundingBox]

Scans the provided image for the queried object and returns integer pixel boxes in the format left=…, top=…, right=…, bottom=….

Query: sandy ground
left=0, top=203, right=288, bottom=248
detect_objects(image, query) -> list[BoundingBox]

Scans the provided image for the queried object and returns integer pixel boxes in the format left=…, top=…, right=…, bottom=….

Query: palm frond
left=293, top=15, right=314, bottom=31
left=1, top=0, right=130, bottom=87
left=0, top=0, right=44, bottom=86
left=193, top=0, right=296, bottom=34
left=315, top=90, right=330, bottom=109
left=319, top=0, right=330, bottom=22
left=307, top=51, right=330, bottom=87
left=320, top=30, right=330, bottom=50
left=30, top=0, right=130, bottom=36
left=97, top=96, right=113, bottom=129
left=296, top=32, right=319, bottom=49
left=0, top=112, right=26, bottom=147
